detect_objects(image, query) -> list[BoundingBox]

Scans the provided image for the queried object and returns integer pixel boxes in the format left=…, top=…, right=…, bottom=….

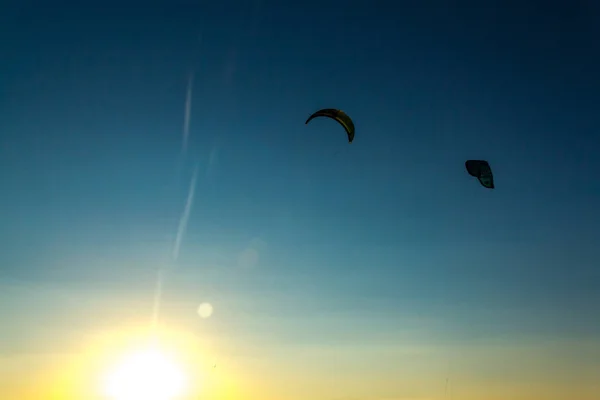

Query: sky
left=1, top=1, right=599, bottom=399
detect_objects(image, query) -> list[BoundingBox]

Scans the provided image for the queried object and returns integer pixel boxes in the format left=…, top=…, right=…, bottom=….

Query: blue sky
left=1, top=2, right=599, bottom=399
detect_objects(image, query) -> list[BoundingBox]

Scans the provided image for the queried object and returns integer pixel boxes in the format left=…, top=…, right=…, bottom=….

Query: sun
left=102, top=343, right=187, bottom=400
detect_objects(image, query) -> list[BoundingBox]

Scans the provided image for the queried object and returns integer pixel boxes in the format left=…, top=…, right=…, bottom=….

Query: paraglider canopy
left=305, top=108, right=355, bottom=143
left=465, top=160, right=494, bottom=189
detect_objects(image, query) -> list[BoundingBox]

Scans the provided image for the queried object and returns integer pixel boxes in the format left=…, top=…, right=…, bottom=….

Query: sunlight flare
left=103, top=343, right=187, bottom=400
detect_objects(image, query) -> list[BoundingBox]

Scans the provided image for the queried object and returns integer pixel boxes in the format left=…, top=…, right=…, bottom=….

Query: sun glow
left=102, top=343, right=187, bottom=400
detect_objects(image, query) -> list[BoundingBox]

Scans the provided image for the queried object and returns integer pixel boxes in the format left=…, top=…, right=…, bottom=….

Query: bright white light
left=103, top=345, right=187, bottom=400
left=197, top=302, right=213, bottom=319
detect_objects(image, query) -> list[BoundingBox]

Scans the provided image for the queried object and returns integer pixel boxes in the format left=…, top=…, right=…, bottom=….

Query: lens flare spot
left=197, top=302, right=214, bottom=319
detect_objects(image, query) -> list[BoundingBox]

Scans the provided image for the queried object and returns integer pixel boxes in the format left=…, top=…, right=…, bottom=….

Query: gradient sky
left=1, top=1, right=599, bottom=399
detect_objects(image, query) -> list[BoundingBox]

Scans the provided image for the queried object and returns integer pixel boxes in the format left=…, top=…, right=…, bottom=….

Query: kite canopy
left=465, top=160, right=495, bottom=189
left=305, top=108, right=355, bottom=143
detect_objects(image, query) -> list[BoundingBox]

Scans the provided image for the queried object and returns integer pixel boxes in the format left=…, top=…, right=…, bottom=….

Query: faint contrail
left=182, top=72, right=194, bottom=155
left=206, top=144, right=219, bottom=179
left=151, top=268, right=165, bottom=331
left=151, top=162, right=199, bottom=331
left=172, top=162, right=199, bottom=262
left=151, top=70, right=198, bottom=332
